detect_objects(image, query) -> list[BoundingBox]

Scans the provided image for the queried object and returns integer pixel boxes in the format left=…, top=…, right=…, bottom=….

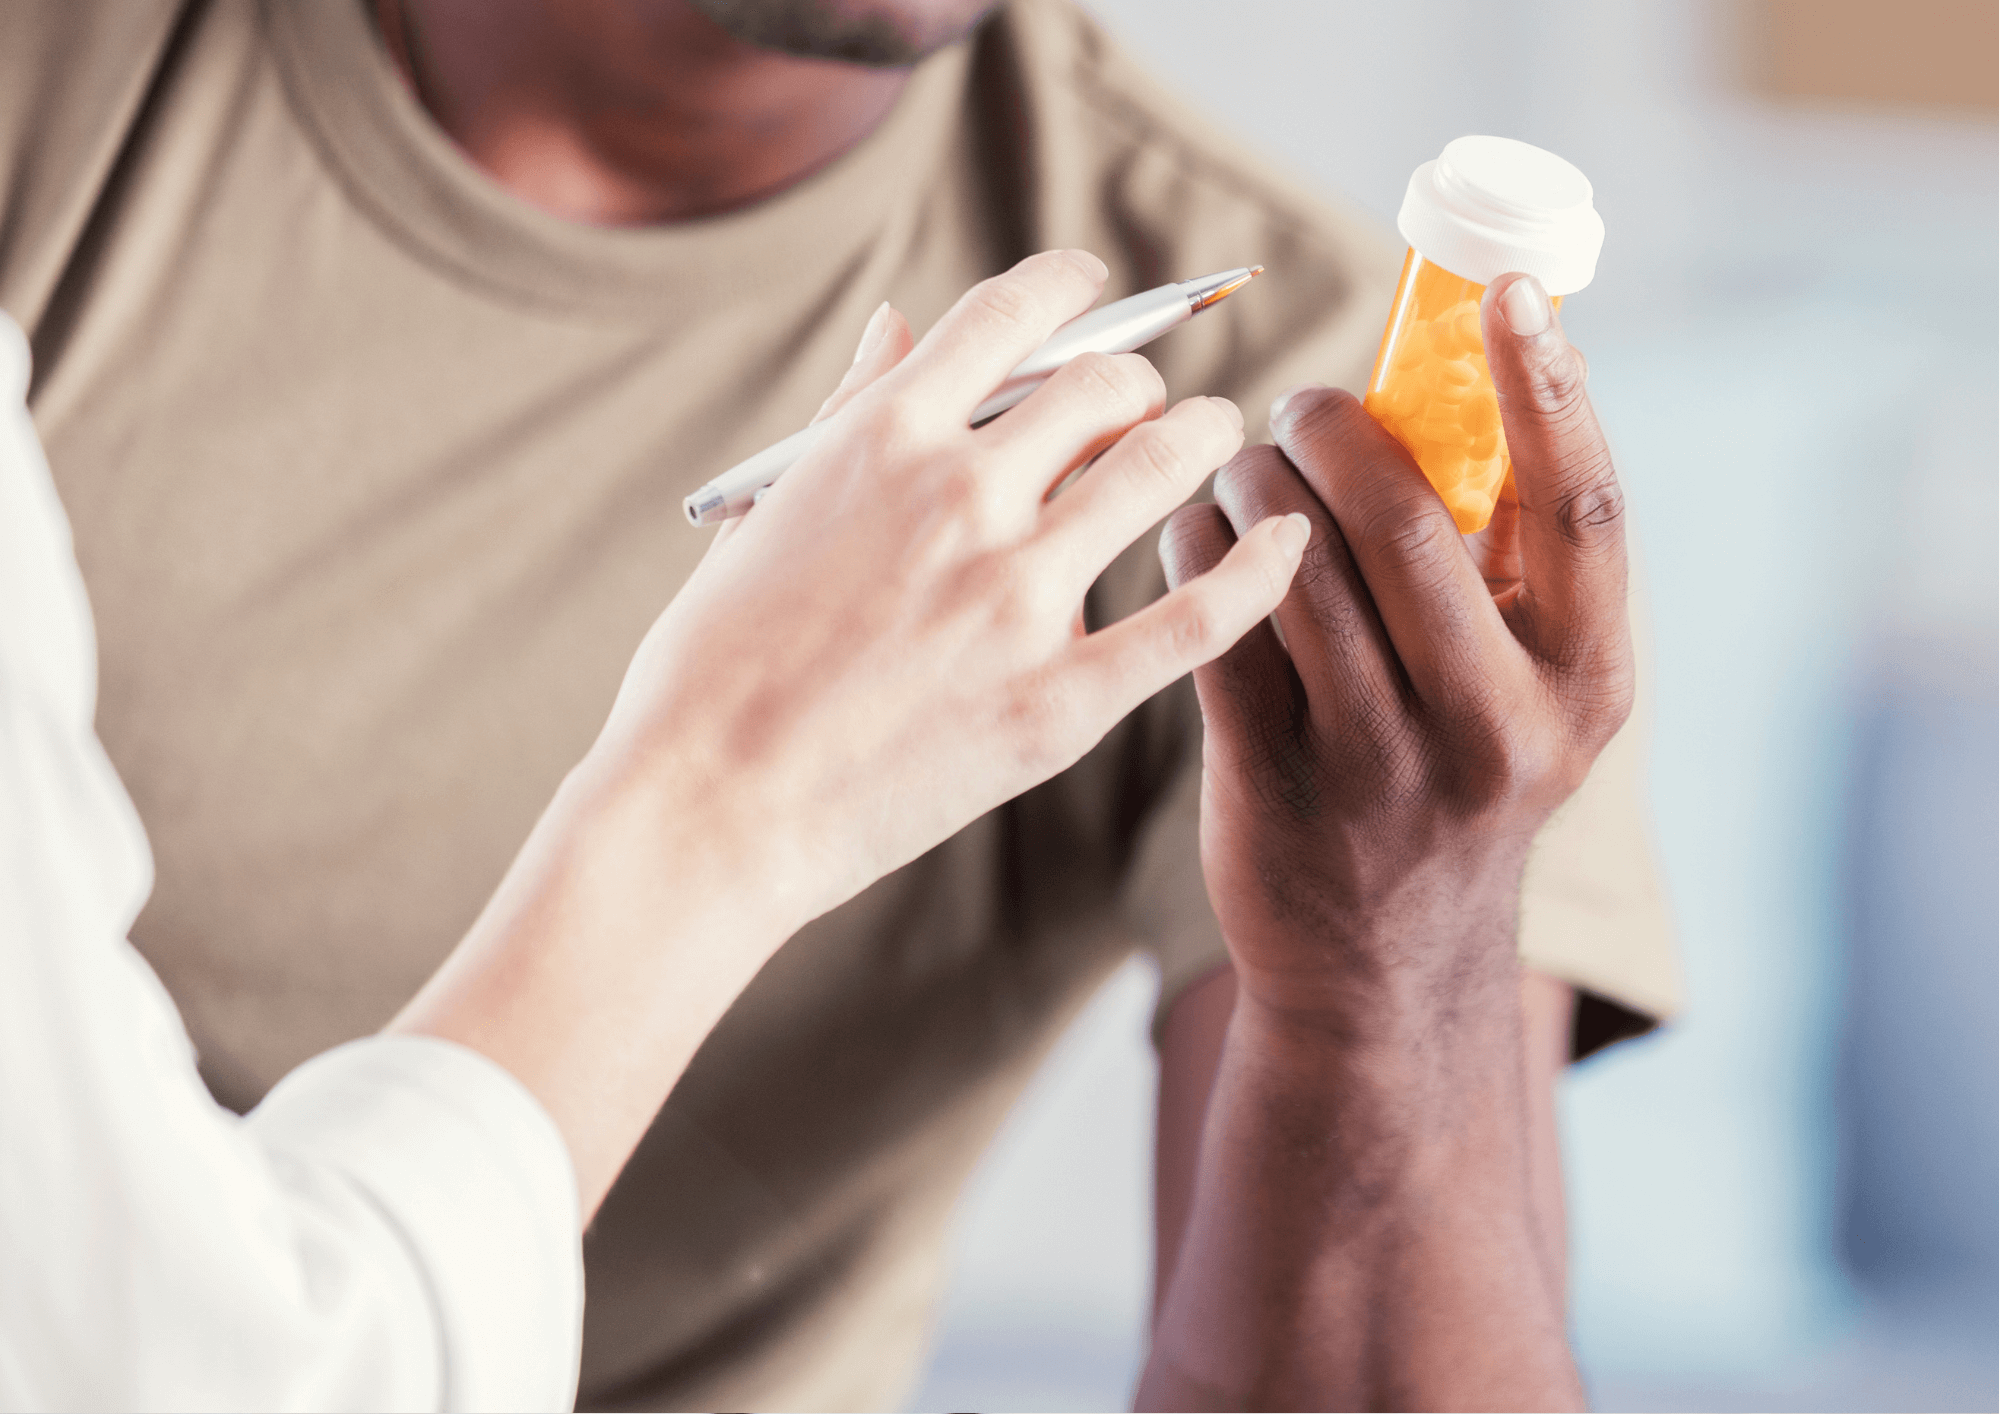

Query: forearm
left=1520, top=969, right=1578, bottom=1293
left=1141, top=920, right=1581, bottom=1412
left=386, top=747, right=798, bottom=1220
left=1152, top=967, right=1576, bottom=1326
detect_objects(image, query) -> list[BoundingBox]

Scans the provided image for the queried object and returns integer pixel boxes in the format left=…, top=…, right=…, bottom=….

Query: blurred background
left=906, top=1, right=1998, bottom=1409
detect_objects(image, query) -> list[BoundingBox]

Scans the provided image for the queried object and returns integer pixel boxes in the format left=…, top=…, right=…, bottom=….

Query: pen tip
left=1188, top=266, right=1263, bottom=314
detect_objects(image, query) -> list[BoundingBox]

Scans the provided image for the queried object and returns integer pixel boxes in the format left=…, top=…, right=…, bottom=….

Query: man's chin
left=685, top=0, right=997, bottom=67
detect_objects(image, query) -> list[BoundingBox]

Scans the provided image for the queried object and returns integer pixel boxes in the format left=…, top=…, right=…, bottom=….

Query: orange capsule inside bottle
left=1363, top=251, right=1560, bottom=535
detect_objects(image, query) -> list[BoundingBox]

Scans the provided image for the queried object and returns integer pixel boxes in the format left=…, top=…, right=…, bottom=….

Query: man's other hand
left=1142, top=272, right=1618, bottom=1411
left=1158, top=271, right=1631, bottom=1027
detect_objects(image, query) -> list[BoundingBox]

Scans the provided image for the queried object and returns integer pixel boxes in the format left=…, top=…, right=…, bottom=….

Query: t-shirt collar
left=265, top=0, right=972, bottom=319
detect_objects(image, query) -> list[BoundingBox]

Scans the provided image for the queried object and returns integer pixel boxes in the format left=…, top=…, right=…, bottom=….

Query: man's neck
left=375, top=0, right=912, bottom=226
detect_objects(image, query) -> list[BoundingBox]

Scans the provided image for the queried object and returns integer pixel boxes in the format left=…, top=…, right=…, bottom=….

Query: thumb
left=1481, top=273, right=1629, bottom=673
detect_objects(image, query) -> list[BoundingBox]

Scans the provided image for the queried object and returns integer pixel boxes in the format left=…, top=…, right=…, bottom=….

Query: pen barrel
left=968, top=287, right=1191, bottom=424
left=687, top=424, right=821, bottom=524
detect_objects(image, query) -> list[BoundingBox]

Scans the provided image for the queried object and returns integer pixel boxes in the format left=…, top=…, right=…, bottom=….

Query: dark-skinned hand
left=1159, top=272, right=1632, bottom=1025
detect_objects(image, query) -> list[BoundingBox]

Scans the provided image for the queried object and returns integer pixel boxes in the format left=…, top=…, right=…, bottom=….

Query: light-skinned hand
left=396, top=249, right=1308, bottom=1216
left=597, top=248, right=1309, bottom=936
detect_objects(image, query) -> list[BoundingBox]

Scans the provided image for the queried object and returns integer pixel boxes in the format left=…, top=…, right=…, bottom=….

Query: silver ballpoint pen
left=683, top=265, right=1263, bottom=526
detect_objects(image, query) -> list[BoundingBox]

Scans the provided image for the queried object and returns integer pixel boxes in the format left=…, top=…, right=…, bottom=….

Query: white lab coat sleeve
left=0, top=313, right=581, bottom=1414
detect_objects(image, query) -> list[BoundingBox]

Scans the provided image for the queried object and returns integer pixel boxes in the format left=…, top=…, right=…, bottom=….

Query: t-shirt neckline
left=264, top=0, right=971, bottom=319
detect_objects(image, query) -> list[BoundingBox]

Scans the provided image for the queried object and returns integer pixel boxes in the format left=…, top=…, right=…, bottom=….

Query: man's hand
left=1139, top=273, right=1624, bottom=1412
left=1173, top=272, right=1630, bottom=1026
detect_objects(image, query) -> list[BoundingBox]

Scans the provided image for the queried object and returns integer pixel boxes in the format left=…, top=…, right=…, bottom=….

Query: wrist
left=560, top=739, right=814, bottom=948
left=394, top=744, right=813, bottom=1221
left=1231, top=955, right=1523, bottom=1087
left=1225, top=971, right=1533, bottom=1185
left=1221, top=849, right=1528, bottom=1030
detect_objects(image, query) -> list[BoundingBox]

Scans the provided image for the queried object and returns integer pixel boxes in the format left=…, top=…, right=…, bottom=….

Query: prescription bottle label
left=1362, top=250, right=1559, bottom=534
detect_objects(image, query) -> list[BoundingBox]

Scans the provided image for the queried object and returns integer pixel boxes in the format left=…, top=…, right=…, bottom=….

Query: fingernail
left=1064, top=249, right=1110, bottom=282
left=1274, top=512, right=1311, bottom=556
left=852, top=301, right=892, bottom=365
left=1499, top=276, right=1551, bottom=336
left=1210, top=396, right=1244, bottom=430
left=1269, top=383, right=1322, bottom=429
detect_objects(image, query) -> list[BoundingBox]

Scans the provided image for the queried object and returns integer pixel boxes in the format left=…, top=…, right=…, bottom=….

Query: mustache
left=686, top=0, right=939, bottom=67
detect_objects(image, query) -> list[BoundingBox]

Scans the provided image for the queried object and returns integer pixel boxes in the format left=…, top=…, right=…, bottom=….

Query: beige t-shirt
left=0, top=1, right=1681, bottom=1407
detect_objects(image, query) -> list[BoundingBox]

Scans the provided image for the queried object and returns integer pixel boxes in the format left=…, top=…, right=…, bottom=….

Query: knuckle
left=1276, top=386, right=1362, bottom=455
left=1361, top=499, right=1459, bottom=593
left=1213, top=442, right=1295, bottom=511
left=1158, top=502, right=1232, bottom=588
left=1294, top=547, right=1372, bottom=649
left=1125, top=420, right=1192, bottom=495
left=1009, top=542, right=1075, bottom=623
left=967, top=274, right=1039, bottom=332
left=1525, top=344, right=1591, bottom=413
left=1135, top=353, right=1169, bottom=404
left=1431, top=708, right=1555, bottom=811
left=1026, top=248, right=1100, bottom=288
left=1187, top=395, right=1243, bottom=453
left=1107, top=350, right=1165, bottom=406
left=845, top=393, right=919, bottom=455
left=1001, top=670, right=1074, bottom=774
left=869, top=378, right=933, bottom=431
left=955, top=553, right=1041, bottom=647
left=1551, top=466, right=1626, bottom=547
left=928, top=450, right=993, bottom=526
left=1253, top=534, right=1301, bottom=601
left=1166, top=592, right=1219, bottom=659
left=986, top=575, right=1043, bottom=640
left=1253, top=551, right=1289, bottom=604
left=1563, top=643, right=1636, bottom=743
left=1491, top=726, right=1560, bottom=798
left=1549, top=729, right=1603, bottom=801
left=906, top=509, right=976, bottom=580
left=1069, top=351, right=1155, bottom=419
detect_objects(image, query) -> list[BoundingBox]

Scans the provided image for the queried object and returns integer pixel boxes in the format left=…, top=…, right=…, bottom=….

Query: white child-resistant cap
left=1396, top=135, right=1605, bottom=295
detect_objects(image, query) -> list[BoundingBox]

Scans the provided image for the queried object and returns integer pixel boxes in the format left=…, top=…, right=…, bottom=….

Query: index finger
left=888, top=250, right=1110, bottom=422
left=1482, top=274, right=1630, bottom=675
left=1270, top=386, right=1525, bottom=707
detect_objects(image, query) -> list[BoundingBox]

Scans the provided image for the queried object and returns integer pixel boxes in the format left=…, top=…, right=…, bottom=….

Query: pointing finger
left=1070, top=512, right=1309, bottom=732
left=1270, top=386, right=1524, bottom=707
left=1207, top=442, right=1402, bottom=724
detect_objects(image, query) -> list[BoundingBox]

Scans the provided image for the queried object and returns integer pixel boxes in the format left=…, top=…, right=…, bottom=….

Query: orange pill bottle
left=1364, top=136, right=1605, bottom=533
